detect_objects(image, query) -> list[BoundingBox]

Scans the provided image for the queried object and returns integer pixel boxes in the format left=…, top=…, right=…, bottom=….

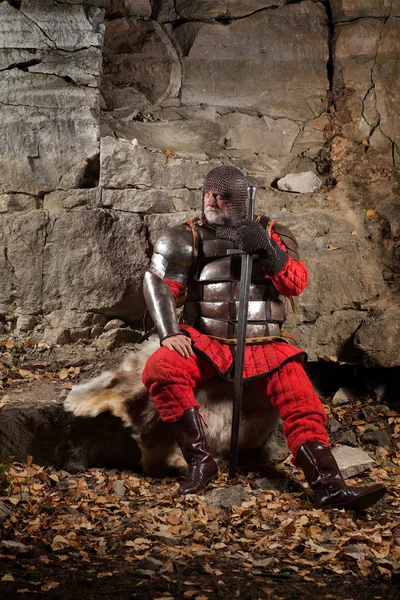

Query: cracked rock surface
left=0, top=0, right=399, bottom=367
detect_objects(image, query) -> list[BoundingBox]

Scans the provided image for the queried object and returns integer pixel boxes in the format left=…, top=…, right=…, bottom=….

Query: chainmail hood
left=202, top=165, right=248, bottom=223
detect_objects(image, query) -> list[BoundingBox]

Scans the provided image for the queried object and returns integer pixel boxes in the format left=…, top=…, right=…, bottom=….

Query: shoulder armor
left=150, top=223, right=194, bottom=283
left=273, top=222, right=300, bottom=261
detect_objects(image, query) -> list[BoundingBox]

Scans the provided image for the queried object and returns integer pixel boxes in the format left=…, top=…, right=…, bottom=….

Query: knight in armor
left=142, top=165, right=386, bottom=510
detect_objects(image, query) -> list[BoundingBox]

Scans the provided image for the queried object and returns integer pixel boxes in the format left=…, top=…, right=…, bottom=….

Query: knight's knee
left=142, top=346, right=178, bottom=387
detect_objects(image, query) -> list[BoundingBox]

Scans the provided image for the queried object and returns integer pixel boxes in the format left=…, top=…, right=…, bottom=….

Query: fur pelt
left=64, top=336, right=280, bottom=477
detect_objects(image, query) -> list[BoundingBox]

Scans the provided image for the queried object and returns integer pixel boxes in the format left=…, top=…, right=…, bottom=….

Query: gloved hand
left=217, top=220, right=288, bottom=274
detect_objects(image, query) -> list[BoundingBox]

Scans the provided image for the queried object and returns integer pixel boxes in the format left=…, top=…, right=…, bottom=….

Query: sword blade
left=229, top=186, right=256, bottom=479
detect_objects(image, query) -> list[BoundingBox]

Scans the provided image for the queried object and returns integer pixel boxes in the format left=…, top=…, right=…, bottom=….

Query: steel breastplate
left=182, top=223, right=286, bottom=340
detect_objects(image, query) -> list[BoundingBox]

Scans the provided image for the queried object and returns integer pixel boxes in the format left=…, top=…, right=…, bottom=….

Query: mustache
left=204, top=206, right=223, bottom=214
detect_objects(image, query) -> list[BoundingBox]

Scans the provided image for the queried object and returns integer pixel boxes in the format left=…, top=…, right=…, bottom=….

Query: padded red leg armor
left=252, top=360, right=329, bottom=459
left=142, top=346, right=216, bottom=422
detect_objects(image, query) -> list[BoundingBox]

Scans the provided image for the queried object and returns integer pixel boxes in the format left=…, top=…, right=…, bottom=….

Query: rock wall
left=0, top=0, right=399, bottom=367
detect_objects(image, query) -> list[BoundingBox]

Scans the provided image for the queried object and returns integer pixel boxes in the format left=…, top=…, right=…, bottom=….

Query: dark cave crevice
left=7, top=0, right=21, bottom=9
left=78, top=153, right=100, bottom=189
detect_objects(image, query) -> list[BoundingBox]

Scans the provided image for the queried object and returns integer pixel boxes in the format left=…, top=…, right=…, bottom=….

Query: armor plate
left=181, top=221, right=286, bottom=339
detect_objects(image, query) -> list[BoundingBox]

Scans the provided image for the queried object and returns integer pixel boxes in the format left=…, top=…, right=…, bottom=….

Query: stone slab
left=102, top=188, right=201, bottom=214
left=100, top=136, right=218, bottom=190
left=112, top=120, right=223, bottom=155
left=218, top=113, right=300, bottom=159
left=176, top=0, right=286, bottom=19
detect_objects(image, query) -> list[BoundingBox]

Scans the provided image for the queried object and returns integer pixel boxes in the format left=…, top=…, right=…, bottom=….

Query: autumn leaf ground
left=1, top=452, right=400, bottom=600
left=1, top=338, right=400, bottom=599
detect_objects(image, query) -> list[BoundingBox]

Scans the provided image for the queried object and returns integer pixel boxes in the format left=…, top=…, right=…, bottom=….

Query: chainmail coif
left=202, top=165, right=248, bottom=223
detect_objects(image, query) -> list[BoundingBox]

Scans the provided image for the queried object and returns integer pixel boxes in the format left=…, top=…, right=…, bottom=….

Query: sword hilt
left=247, top=185, right=256, bottom=220
left=226, top=185, right=257, bottom=256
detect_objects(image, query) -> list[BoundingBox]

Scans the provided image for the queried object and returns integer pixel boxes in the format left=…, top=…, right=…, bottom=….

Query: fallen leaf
left=18, top=369, right=32, bottom=379
left=377, top=566, right=391, bottom=578
left=0, top=394, right=12, bottom=408
left=162, top=149, right=176, bottom=157
left=5, top=340, right=14, bottom=349
left=58, top=369, right=69, bottom=381
left=283, top=519, right=296, bottom=536
left=327, top=245, right=340, bottom=251
left=41, top=582, right=60, bottom=591
left=51, top=535, right=72, bottom=551
left=366, top=209, right=375, bottom=217
left=1, top=573, right=15, bottom=581
left=351, top=230, right=358, bottom=236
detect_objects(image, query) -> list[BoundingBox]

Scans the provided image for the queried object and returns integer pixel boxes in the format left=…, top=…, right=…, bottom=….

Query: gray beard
left=204, top=206, right=233, bottom=227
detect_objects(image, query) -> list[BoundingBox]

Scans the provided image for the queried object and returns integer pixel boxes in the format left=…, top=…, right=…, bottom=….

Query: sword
left=228, top=185, right=256, bottom=479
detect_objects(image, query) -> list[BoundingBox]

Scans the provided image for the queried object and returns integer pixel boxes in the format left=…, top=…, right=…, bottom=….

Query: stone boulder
left=0, top=0, right=104, bottom=194
left=333, top=15, right=400, bottom=163
left=102, top=17, right=180, bottom=110
left=271, top=209, right=387, bottom=362
left=277, top=172, right=322, bottom=193
left=175, top=2, right=328, bottom=120
left=331, top=0, right=397, bottom=22
left=354, top=306, right=400, bottom=368
left=42, top=208, right=149, bottom=324
left=0, top=398, right=141, bottom=473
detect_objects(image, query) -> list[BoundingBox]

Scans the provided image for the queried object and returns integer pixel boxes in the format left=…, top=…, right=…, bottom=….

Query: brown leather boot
left=296, top=442, right=386, bottom=510
left=171, top=407, right=218, bottom=495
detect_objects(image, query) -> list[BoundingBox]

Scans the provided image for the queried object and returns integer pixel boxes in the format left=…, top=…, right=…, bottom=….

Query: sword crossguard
left=226, top=248, right=244, bottom=255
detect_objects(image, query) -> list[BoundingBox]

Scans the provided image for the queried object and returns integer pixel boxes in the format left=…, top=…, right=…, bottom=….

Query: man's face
left=203, top=190, right=232, bottom=226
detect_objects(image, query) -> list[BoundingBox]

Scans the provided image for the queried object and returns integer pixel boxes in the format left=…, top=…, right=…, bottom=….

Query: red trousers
left=142, top=345, right=329, bottom=460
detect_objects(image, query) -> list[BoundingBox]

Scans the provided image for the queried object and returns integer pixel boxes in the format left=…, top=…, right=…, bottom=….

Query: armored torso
left=181, top=218, right=286, bottom=340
